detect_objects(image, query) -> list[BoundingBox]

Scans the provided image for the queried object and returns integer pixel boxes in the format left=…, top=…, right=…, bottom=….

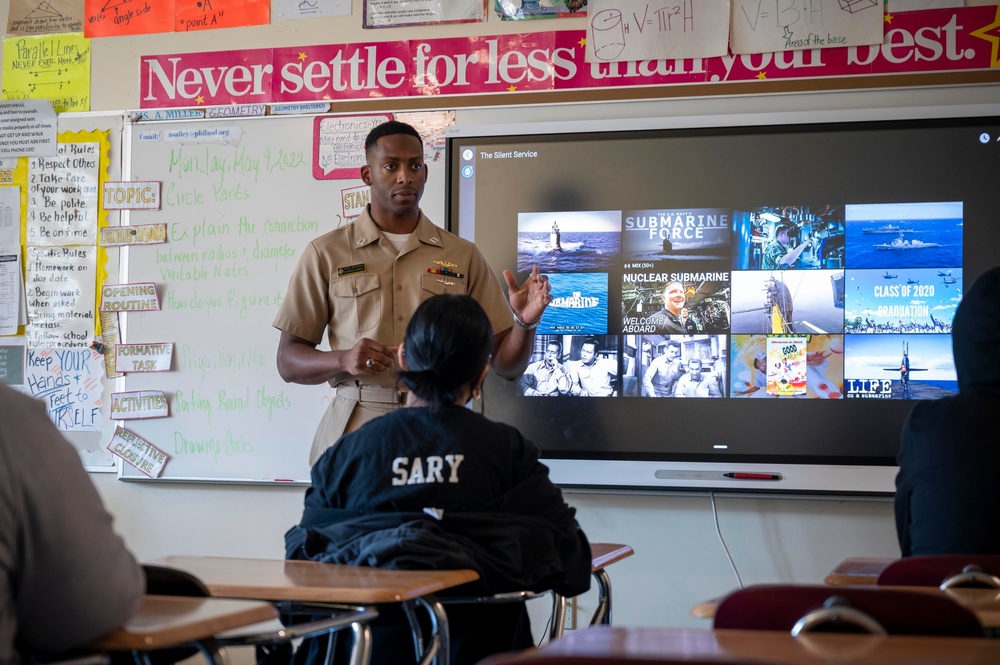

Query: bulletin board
left=117, top=113, right=448, bottom=483
left=2, top=111, right=125, bottom=472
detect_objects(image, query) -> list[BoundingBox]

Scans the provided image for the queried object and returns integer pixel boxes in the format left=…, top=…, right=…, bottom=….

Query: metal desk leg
left=194, top=639, right=228, bottom=665
left=549, top=593, right=567, bottom=640
left=402, top=600, right=426, bottom=661
left=347, top=620, right=372, bottom=665
left=414, top=595, right=450, bottom=665
left=590, top=568, right=613, bottom=626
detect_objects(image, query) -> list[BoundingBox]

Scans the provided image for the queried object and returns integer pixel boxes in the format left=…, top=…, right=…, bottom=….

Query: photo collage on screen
left=514, top=202, right=962, bottom=400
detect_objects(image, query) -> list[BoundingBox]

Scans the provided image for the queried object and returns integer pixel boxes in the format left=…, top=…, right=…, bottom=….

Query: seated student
left=1, top=383, right=144, bottom=659
left=286, top=294, right=591, bottom=665
left=895, top=267, right=1000, bottom=556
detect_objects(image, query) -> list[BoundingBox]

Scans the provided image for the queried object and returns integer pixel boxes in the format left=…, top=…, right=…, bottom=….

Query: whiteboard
left=117, top=114, right=445, bottom=483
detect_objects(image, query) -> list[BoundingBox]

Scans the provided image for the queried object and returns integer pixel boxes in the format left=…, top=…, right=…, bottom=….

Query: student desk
left=88, top=595, right=277, bottom=664
left=690, top=587, right=1000, bottom=629
left=146, top=555, right=479, bottom=665
left=588, top=542, right=634, bottom=626
left=824, top=557, right=895, bottom=586
left=479, top=626, right=1000, bottom=664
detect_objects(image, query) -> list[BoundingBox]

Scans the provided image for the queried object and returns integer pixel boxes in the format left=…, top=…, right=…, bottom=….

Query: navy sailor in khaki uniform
left=273, top=120, right=552, bottom=463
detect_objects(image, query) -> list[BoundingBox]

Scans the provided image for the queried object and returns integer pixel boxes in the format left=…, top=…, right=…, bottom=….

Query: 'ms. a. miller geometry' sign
left=139, top=7, right=1000, bottom=108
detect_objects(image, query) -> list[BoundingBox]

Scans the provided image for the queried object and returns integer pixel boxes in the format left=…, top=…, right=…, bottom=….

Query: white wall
left=5, top=0, right=999, bottom=638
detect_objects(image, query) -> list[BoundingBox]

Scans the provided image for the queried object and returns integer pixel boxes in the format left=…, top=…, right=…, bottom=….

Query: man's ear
left=360, top=164, right=372, bottom=186
left=397, top=342, right=408, bottom=370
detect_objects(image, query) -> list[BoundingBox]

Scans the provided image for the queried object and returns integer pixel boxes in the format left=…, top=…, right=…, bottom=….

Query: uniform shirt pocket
left=330, top=273, right=381, bottom=334
left=421, top=272, right=468, bottom=296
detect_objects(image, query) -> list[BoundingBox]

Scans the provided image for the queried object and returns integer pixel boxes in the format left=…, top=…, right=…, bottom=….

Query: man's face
left=361, top=133, right=427, bottom=222
left=544, top=344, right=560, bottom=367
left=665, top=345, right=680, bottom=361
left=663, top=282, right=686, bottom=315
left=580, top=343, right=597, bottom=365
left=687, top=359, right=703, bottom=379
left=776, top=229, right=790, bottom=246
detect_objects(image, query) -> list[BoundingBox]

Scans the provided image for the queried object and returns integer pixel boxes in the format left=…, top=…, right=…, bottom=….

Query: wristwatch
left=513, top=311, right=540, bottom=330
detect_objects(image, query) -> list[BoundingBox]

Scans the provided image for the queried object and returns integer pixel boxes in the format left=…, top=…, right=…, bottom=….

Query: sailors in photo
left=761, top=219, right=811, bottom=270
left=674, top=357, right=724, bottom=398
left=568, top=337, right=617, bottom=397
left=642, top=340, right=684, bottom=397
left=646, top=281, right=696, bottom=334
left=518, top=338, right=570, bottom=396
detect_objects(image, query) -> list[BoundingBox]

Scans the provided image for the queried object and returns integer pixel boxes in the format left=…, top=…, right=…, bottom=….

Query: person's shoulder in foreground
left=0, top=384, right=144, bottom=659
left=895, top=266, right=1000, bottom=557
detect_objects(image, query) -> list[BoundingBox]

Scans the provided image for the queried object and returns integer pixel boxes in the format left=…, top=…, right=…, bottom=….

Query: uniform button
left=396, top=285, right=403, bottom=291
left=352, top=288, right=358, bottom=294
left=398, top=315, right=404, bottom=321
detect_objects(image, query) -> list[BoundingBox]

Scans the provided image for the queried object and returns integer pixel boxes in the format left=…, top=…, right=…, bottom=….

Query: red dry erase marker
left=723, top=472, right=782, bottom=480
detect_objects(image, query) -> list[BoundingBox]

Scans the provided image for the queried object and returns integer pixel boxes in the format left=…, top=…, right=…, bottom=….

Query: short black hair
left=582, top=337, right=600, bottom=351
left=365, top=120, right=423, bottom=155
left=546, top=339, right=562, bottom=352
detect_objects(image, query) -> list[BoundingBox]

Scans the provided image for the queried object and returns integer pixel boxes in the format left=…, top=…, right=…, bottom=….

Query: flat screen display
left=446, top=108, right=1000, bottom=494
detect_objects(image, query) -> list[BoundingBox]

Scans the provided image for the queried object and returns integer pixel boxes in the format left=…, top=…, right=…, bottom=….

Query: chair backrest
left=139, top=565, right=211, bottom=665
left=789, top=596, right=887, bottom=636
left=143, top=564, right=211, bottom=597
left=713, top=585, right=983, bottom=637
left=877, top=555, right=1000, bottom=589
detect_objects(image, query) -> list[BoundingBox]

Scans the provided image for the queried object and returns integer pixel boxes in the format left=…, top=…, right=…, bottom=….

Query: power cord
left=538, top=608, right=553, bottom=647
left=710, top=491, right=744, bottom=589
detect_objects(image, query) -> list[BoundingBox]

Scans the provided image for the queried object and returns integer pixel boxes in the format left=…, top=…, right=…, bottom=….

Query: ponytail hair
left=398, top=295, right=493, bottom=409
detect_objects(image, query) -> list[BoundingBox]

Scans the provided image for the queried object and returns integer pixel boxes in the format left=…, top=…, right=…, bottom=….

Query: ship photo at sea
left=845, top=201, right=962, bottom=269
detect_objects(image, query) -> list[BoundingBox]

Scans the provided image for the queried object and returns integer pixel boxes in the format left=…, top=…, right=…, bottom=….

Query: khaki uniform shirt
left=273, top=206, right=513, bottom=462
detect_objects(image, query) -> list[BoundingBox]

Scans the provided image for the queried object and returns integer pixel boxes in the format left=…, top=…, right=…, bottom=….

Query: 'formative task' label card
left=114, top=342, right=173, bottom=372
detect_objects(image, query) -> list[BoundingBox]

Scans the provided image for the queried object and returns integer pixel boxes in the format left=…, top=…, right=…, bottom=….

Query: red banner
left=140, top=6, right=1000, bottom=108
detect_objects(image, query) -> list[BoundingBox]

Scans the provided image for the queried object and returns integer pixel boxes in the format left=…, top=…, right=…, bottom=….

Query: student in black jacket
left=287, top=294, right=591, bottom=665
left=895, top=267, right=1000, bottom=556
